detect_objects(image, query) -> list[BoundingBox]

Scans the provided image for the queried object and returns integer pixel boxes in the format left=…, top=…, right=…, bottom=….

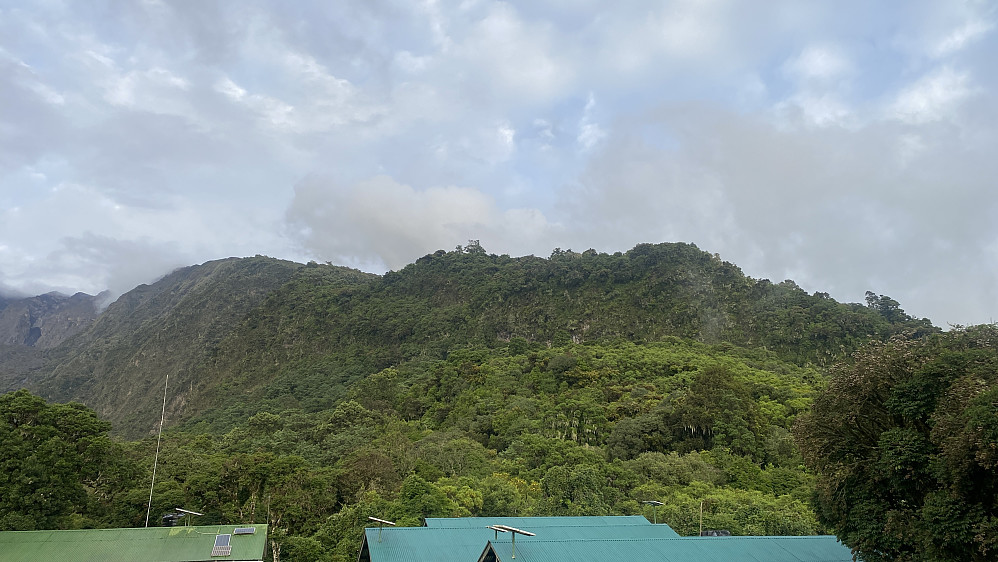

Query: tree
left=794, top=326, right=998, bottom=561
left=0, top=390, right=119, bottom=530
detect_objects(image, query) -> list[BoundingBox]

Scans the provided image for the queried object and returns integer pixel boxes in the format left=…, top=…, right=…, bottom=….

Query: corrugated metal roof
left=0, top=524, right=268, bottom=562
left=424, top=516, right=655, bottom=529
left=362, top=521, right=683, bottom=562
left=365, top=518, right=853, bottom=562
left=479, top=536, right=854, bottom=562
left=365, top=521, right=680, bottom=552
left=363, top=527, right=489, bottom=562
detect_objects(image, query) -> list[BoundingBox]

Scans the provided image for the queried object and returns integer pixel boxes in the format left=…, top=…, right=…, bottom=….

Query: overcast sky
left=1, top=0, right=996, bottom=326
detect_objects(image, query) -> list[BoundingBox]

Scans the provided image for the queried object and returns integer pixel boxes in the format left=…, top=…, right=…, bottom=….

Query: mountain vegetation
left=24, top=257, right=370, bottom=434
left=186, top=242, right=932, bottom=436
left=0, top=242, right=963, bottom=561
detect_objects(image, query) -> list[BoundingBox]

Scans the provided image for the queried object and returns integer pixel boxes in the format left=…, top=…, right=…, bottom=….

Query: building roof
left=424, top=516, right=661, bottom=529
left=359, top=517, right=680, bottom=562
left=476, top=536, right=855, bottom=562
left=0, top=524, right=268, bottom=562
left=360, top=517, right=854, bottom=562
left=360, top=527, right=493, bottom=562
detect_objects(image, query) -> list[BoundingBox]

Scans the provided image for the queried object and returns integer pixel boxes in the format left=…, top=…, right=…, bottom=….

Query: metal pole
left=511, top=532, right=516, bottom=559
left=145, top=374, right=169, bottom=527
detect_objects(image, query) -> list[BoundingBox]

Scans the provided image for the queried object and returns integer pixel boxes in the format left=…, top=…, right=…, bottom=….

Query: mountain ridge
left=0, top=243, right=935, bottom=438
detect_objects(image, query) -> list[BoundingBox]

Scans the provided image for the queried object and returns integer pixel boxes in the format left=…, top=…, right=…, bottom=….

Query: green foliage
left=0, top=390, right=133, bottom=530
left=0, top=244, right=948, bottom=560
left=795, top=326, right=998, bottom=561
left=3, top=331, right=832, bottom=557
left=178, top=244, right=933, bottom=436
left=25, top=257, right=337, bottom=439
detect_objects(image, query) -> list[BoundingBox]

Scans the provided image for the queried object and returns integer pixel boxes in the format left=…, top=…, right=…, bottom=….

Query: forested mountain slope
left=24, top=257, right=374, bottom=436
left=0, top=243, right=955, bottom=561
left=192, top=243, right=933, bottom=433
left=2, top=243, right=933, bottom=438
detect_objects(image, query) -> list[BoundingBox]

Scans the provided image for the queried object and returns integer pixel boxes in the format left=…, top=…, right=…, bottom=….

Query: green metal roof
left=477, top=536, right=855, bottom=562
left=0, top=524, right=268, bottom=562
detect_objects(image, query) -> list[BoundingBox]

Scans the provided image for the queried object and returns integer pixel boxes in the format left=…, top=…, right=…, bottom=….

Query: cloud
left=2, top=0, right=998, bottom=329
left=783, top=44, right=853, bottom=84
left=562, top=94, right=998, bottom=325
left=890, top=67, right=974, bottom=124
left=287, top=175, right=560, bottom=271
left=577, top=93, right=606, bottom=151
left=930, top=18, right=995, bottom=58
left=0, top=180, right=300, bottom=300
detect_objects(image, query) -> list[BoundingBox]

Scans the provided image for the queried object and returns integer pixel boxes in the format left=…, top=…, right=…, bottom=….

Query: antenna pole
left=145, top=374, right=169, bottom=527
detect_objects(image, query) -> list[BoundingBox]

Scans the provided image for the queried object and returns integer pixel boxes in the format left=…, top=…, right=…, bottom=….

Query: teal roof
left=362, top=517, right=854, bottom=562
left=477, top=536, right=855, bottom=562
left=425, top=516, right=657, bottom=529
left=0, top=524, right=268, bottom=562
left=362, top=518, right=680, bottom=562
left=362, top=527, right=491, bottom=562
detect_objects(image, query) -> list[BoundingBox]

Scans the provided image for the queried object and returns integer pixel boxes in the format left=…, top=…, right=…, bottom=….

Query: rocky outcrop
left=0, top=292, right=103, bottom=349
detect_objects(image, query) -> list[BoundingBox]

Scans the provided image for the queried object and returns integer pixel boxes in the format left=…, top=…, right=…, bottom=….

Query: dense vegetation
left=188, top=243, right=932, bottom=435
left=0, top=242, right=955, bottom=561
left=3, top=243, right=933, bottom=439
left=3, top=339, right=830, bottom=560
left=795, top=325, right=998, bottom=561
left=20, top=257, right=374, bottom=436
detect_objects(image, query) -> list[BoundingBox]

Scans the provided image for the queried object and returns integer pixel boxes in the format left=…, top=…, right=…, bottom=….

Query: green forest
left=1, top=243, right=995, bottom=561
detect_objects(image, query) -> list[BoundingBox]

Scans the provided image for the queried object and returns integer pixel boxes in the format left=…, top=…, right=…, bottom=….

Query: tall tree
left=0, top=390, right=119, bottom=530
left=794, top=326, right=998, bottom=561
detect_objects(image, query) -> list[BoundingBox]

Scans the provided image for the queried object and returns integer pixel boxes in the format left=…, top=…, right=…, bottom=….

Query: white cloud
left=2, top=0, right=998, bottom=328
left=454, top=2, right=575, bottom=103
left=930, top=18, right=994, bottom=58
left=214, top=76, right=247, bottom=101
left=287, top=175, right=559, bottom=270
left=393, top=50, right=432, bottom=73
left=890, top=67, right=973, bottom=124
left=577, top=93, right=605, bottom=150
left=784, top=45, right=852, bottom=83
left=563, top=95, right=998, bottom=325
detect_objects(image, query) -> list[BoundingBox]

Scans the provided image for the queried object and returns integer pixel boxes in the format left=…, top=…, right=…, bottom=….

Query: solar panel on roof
left=233, top=527, right=256, bottom=535
left=211, top=534, right=232, bottom=557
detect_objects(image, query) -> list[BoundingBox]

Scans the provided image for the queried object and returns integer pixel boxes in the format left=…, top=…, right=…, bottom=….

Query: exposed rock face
left=0, top=292, right=103, bottom=349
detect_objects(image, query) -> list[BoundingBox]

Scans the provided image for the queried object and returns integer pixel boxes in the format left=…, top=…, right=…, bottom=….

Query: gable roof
left=0, top=524, right=268, bottom=562
left=476, top=535, right=855, bottom=562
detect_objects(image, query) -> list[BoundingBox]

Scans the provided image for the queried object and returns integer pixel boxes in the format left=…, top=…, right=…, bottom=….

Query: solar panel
left=211, top=534, right=232, bottom=557
left=233, top=527, right=256, bottom=535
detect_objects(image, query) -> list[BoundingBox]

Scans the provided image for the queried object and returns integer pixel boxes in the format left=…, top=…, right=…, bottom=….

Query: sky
left=1, top=0, right=997, bottom=326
